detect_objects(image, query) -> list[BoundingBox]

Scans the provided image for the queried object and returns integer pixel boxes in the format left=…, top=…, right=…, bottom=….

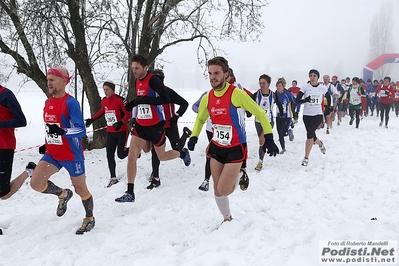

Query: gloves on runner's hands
left=262, top=133, right=279, bottom=156
left=46, top=124, right=65, bottom=135
left=187, top=137, right=198, bottom=151
left=39, top=144, right=46, bottom=154
left=112, top=121, right=124, bottom=131
left=85, top=118, right=94, bottom=127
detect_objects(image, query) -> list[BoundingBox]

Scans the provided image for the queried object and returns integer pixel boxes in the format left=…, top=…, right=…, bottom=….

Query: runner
left=345, top=77, right=366, bottom=128
left=187, top=56, right=278, bottom=223
left=147, top=69, right=190, bottom=189
left=375, top=76, right=394, bottom=128
left=287, top=80, right=301, bottom=124
left=247, top=74, right=282, bottom=171
left=115, top=55, right=191, bottom=202
left=85, top=81, right=131, bottom=187
left=295, top=69, right=328, bottom=167
left=274, top=77, right=296, bottom=154
left=30, top=67, right=95, bottom=234
left=0, top=85, right=36, bottom=201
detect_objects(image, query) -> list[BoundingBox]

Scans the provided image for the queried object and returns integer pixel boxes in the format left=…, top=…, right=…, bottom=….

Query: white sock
left=214, top=195, right=231, bottom=220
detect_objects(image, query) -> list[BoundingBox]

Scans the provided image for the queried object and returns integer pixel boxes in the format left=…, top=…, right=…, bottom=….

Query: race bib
left=308, top=94, right=322, bottom=107
left=137, top=104, right=153, bottom=119
left=45, top=123, right=63, bottom=145
left=350, top=95, right=361, bottom=105
left=105, top=110, right=117, bottom=126
left=395, top=92, right=399, bottom=98
left=212, top=124, right=232, bottom=146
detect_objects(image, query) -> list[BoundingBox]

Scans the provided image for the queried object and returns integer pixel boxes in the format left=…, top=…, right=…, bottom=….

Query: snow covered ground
left=0, top=86, right=398, bottom=266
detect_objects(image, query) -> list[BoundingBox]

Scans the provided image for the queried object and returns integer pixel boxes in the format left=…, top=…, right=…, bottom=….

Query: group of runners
left=1, top=54, right=398, bottom=234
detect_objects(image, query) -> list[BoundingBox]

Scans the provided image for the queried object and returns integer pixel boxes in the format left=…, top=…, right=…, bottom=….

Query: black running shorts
left=206, top=142, right=247, bottom=164
left=132, top=120, right=166, bottom=147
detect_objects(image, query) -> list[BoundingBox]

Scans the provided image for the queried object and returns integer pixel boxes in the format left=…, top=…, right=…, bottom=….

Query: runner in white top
left=295, top=69, right=328, bottom=166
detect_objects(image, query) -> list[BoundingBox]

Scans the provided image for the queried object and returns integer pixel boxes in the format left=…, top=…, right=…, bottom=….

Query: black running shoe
left=239, top=168, right=249, bottom=191
left=146, top=177, right=161, bottom=190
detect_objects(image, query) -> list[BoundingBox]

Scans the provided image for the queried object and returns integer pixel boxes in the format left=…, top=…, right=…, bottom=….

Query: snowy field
left=0, top=85, right=398, bottom=266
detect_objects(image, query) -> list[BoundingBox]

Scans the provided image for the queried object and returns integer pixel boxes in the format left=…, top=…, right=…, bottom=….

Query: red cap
left=332, top=75, right=338, bottom=79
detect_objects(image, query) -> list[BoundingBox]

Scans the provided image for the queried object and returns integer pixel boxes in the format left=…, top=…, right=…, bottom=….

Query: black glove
left=46, top=124, right=65, bottom=135
left=131, top=118, right=136, bottom=128
left=293, top=112, right=299, bottom=120
left=262, top=133, right=279, bottom=157
left=125, top=97, right=143, bottom=111
left=187, top=137, right=198, bottom=151
left=112, top=121, right=124, bottom=131
left=168, top=115, right=179, bottom=127
left=85, top=118, right=94, bottom=127
left=303, top=96, right=311, bottom=103
left=245, top=111, right=252, bottom=118
left=385, top=90, right=390, bottom=96
left=39, top=144, right=46, bottom=154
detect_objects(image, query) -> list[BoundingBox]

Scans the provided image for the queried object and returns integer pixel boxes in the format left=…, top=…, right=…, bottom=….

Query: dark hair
left=130, top=54, right=148, bottom=67
left=373, top=80, right=378, bottom=83
left=292, top=80, right=297, bottom=85
left=383, top=76, right=391, bottom=82
left=228, top=68, right=235, bottom=78
left=153, top=69, right=165, bottom=82
left=207, top=57, right=229, bottom=73
left=352, top=77, right=360, bottom=84
left=259, top=74, right=271, bottom=84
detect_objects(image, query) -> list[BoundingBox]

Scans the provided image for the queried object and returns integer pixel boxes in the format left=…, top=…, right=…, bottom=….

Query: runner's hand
left=262, top=133, right=279, bottom=156
left=112, top=121, right=124, bottom=130
left=187, top=137, right=198, bottom=151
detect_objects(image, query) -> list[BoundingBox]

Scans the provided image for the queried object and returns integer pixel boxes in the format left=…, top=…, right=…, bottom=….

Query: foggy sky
left=163, top=0, right=399, bottom=91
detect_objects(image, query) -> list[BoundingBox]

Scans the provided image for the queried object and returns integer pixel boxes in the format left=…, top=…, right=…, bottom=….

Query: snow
left=1, top=86, right=398, bottom=266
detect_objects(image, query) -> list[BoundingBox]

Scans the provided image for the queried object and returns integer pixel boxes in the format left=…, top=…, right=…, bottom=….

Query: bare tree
left=0, top=0, right=268, bottom=148
left=368, top=1, right=396, bottom=79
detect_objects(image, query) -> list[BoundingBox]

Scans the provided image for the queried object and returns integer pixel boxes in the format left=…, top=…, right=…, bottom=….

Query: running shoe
left=349, top=118, right=354, bottom=125
left=181, top=148, right=191, bottom=166
left=115, top=192, right=135, bottom=203
left=25, top=162, right=36, bottom=177
left=198, top=180, right=209, bottom=191
left=280, top=148, right=286, bottom=154
left=255, top=161, right=263, bottom=171
left=147, top=177, right=161, bottom=190
left=57, top=189, right=73, bottom=217
left=379, top=121, right=383, bottom=127
left=288, top=129, right=294, bottom=141
left=223, top=215, right=233, bottom=222
left=76, top=217, right=95, bottom=235
left=106, top=177, right=119, bottom=188
left=239, top=168, right=249, bottom=191
left=301, top=157, right=309, bottom=167
left=319, top=141, right=326, bottom=154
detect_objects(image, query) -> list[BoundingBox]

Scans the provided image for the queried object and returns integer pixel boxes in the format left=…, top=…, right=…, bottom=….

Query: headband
left=47, top=68, right=72, bottom=84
